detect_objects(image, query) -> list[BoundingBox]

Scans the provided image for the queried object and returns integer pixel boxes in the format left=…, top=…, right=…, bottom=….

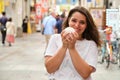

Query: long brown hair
left=62, top=6, right=101, bottom=47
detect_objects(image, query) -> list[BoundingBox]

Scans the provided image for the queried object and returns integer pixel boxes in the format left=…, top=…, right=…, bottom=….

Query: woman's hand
left=61, top=30, right=69, bottom=48
left=61, top=29, right=79, bottom=49
left=67, top=32, right=79, bottom=49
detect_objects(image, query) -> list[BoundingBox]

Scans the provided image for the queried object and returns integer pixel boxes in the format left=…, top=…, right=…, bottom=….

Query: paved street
left=0, top=32, right=120, bottom=80
left=0, top=33, right=47, bottom=80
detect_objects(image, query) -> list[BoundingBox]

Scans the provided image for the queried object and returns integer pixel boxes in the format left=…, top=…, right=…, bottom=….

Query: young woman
left=6, top=18, right=16, bottom=46
left=44, top=6, right=101, bottom=80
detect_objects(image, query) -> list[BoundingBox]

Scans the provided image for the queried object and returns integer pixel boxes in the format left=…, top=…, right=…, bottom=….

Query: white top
left=6, top=21, right=16, bottom=35
left=45, top=34, right=98, bottom=80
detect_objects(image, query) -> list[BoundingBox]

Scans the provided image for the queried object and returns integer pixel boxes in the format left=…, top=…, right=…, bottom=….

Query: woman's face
left=68, top=12, right=87, bottom=36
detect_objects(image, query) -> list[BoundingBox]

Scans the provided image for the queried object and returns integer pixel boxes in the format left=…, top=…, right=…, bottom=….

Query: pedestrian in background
left=0, top=12, right=8, bottom=46
left=55, top=14, right=66, bottom=33
left=6, top=17, right=16, bottom=46
left=104, top=26, right=113, bottom=61
left=44, top=6, right=101, bottom=80
left=42, top=10, right=57, bottom=47
left=56, top=14, right=60, bottom=22
left=22, top=16, right=28, bottom=37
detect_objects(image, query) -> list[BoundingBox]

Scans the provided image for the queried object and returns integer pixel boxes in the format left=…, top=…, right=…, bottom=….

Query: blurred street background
left=0, top=0, right=120, bottom=35
left=0, top=0, right=120, bottom=80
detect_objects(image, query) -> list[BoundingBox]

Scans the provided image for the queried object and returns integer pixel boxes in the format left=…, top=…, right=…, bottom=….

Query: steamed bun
left=64, top=27, right=75, bottom=33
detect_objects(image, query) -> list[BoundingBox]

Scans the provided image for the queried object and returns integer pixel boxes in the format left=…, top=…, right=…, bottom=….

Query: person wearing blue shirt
left=42, top=11, right=57, bottom=47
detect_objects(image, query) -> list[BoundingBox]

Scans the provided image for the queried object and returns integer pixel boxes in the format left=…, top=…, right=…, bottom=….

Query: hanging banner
left=87, top=0, right=91, bottom=2
left=35, top=3, right=42, bottom=19
left=35, top=3, right=42, bottom=24
left=35, top=0, right=49, bottom=24
left=36, top=0, right=41, bottom=3
left=61, top=0, right=67, bottom=4
left=66, top=0, right=70, bottom=4
left=41, top=0, right=48, bottom=13
left=71, top=0, right=77, bottom=4
left=95, top=0, right=104, bottom=7
left=56, top=0, right=62, bottom=4
left=56, top=0, right=77, bottom=5
left=35, top=0, right=49, bottom=18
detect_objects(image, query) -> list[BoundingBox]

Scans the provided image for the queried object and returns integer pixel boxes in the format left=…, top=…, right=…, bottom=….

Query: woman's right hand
left=61, top=30, right=69, bottom=48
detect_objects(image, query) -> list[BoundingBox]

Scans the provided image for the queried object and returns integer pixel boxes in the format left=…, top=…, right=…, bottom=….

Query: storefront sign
left=90, top=8, right=105, bottom=29
left=106, top=9, right=119, bottom=31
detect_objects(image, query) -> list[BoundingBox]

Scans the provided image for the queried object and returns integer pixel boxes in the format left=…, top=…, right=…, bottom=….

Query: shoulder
left=43, top=16, right=49, bottom=21
left=6, top=21, right=10, bottom=25
left=84, top=39, right=97, bottom=47
left=89, top=40, right=96, bottom=45
left=11, top=22, right=14, bottom=25
left=2, top=16, right=7, bottom=20
left=50, top=16, right=56, bottom=21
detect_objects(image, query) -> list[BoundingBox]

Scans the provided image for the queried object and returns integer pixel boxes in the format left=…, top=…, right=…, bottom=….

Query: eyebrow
left=71, top=17, right=86, bottom=21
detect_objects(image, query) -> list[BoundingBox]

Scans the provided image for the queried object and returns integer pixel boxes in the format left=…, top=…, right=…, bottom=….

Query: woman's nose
left=75, top=22, right=79, bottom=28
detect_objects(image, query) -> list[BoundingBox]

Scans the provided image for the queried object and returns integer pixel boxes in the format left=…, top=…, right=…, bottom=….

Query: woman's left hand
left=67, top=32, right=79, bottom=49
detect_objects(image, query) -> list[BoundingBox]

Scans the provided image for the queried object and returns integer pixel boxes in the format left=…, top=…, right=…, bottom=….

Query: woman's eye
left=71, top=19, right=76, bottom=22
left=71, top=19, right=86, bottom=25
left=80, top=21, right=85, bottom=24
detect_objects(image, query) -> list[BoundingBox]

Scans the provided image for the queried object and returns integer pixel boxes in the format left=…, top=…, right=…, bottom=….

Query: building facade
left=0, top=0, right=120, bottom=36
